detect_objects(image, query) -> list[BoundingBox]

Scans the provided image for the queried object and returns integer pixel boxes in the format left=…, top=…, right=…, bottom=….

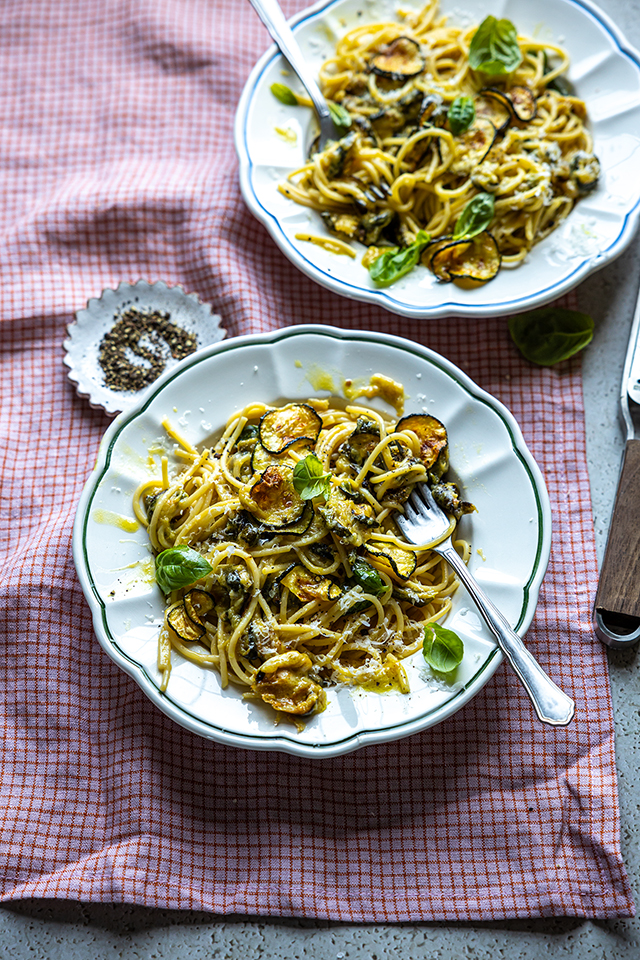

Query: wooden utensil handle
left=595, top=438, right=640, bottom=623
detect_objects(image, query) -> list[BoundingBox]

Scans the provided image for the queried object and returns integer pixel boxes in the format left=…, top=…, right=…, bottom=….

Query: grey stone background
left=2, top=0, right=640, bottom=955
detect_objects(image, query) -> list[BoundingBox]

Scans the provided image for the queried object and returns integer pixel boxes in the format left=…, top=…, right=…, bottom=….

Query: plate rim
left=235, top=0, right=640, bottom=319
left=73, top=324, right=552, bottom=757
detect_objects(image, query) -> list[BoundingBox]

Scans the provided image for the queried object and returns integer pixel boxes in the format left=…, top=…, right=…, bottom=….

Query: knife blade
left=594, top=281, right=640, bottom=647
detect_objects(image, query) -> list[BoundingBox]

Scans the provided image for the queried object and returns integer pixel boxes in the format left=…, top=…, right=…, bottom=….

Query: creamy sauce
left=93, top=508, right=139, bottom=532
left=304, top=367, right=406, bottom=416
left=344, top=373, right=405, bottom=416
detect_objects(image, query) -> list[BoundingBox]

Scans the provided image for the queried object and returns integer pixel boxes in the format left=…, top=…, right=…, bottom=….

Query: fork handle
left=440, top=543, right=575, bottom=726
left=248, top=0, right=332, bottom=123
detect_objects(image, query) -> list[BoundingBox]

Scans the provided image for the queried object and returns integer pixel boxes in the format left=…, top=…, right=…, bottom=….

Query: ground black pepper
left=98, top=306, right=197, bottom=392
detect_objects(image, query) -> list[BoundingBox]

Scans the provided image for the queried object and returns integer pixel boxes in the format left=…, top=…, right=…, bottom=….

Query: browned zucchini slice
left=258, top=403, right=322, bottom=454
left=378, top=483, right=413, bottom=510
left=508, top=85, right=537, bottom=122
left=421, top=235, right=453, bottom=269
left=369, top=37, right=425, bottom=81
left=245, top=463, right=307, bottom=528
left=365, top=540, right=417, bottom=581
left=429, top=232, right=501, bottom=285
left=167, top=603, right=205, bottom=643
left=476, top=89, right=512, bottom=133
left=569, top=151, right=600, bottom=195
left=396, top=414, right=448, bottom=470
left=318, top=485, right=378, bottom=546
left=431, top=481, right=476, bottom=522
left=419, top=93, right=447, bottom=127
left=341, top=427, right=380, bottom=467
left=450, top=118, right=497, bottom=173
left=183, top=588, right=215, bottom=628
left=277, top=501, right=315, bottom=536
left=253, top=667, right=324, bottom=716
left=280, top=564, right=341, bottom=603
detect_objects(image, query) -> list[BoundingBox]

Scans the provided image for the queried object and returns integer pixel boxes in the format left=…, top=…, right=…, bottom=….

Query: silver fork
left=248, top=0, right=342, bottom=150
left=395, top=484, right=575, bottom=726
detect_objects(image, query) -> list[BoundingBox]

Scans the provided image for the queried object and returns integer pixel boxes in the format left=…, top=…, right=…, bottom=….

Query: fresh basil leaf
left=293, top=453, right=331, bottom=500
left=453, top=193, right=495, bottom=240
left=351, top=557, right=387, bottom=596
left=155, top=545, right=213, bottom=594
left=508, top=307, right=595, bottom=366
left=368, top=229, right=431, bottom=287
left=469, top=16, right=522, bottom=77
left=423, top=623, right=464, bottom=673
left=270, top=82, right=299, bottom=106
left=328, top=101, right=352, bottom=129
left=448, top=95, right=475, bottom=136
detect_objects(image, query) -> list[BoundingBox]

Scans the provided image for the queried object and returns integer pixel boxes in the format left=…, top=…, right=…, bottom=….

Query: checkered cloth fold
left=0, top=0, right=633, bottom=919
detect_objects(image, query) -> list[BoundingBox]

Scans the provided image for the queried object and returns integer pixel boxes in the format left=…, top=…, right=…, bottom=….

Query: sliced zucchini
left=277, top=501, right=315, bottom=536
left=431, top=481, right=476, bottom=522
left=318, top=485, right=379, bottom=546
left=259, top=403, right=322, bottom=454
left=369, top=37, right=425, bottom=81
left=340, top=424, right=380, bottom=466
left=183, top=588, right=215, bottom=628
left=167, top=603, right=205, bottom=643
left=280, top=564, right=341, bottom=603
left=244, top=463, right=308, bottom=528
left=419, top=93, right=447, bottom=127
left=569, top=151, right=600, bottom=195
left=392, top=584, right=428, bottom=606
left=450, top=118, right=497, bottom=174
left=321, top=211, right=360, bottom=239
left=364, top=540, right=417, bottom=581
left=322, top=131, right=357, bottom=179
left=250, top=441, right=277, bottom=474
left=508, top=85, right=537, bottom=122
left=429, top=231, right=501, bottom=285
left=396, top=414, right=448, bottom=470
left=253, top=668, right=325, bottom=716
left=476, top=89, right=512, bottom=133
left=378, top=483, right=412, bottom=509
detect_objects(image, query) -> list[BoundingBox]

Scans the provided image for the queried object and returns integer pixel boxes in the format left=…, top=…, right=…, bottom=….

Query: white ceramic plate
left=73, top=325, right=551, bottom=757
left=235, top=0, right=640, bottom=319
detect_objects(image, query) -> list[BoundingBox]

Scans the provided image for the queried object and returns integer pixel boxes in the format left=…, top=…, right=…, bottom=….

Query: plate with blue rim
left=235, top=0, right=640, bottom=319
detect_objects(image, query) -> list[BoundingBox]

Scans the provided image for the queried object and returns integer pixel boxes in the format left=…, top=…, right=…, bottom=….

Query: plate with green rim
left=73, top=325, right=551, bottom=757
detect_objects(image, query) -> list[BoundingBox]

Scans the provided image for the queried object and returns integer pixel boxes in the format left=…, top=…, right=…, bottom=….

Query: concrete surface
left=2, top=0, right=640, bottom=955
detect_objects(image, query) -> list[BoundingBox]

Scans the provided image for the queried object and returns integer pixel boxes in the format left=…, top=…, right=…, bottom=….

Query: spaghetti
left=278, top=0, right=600, bottom=285
left=134, top=393, right=474, bottom=723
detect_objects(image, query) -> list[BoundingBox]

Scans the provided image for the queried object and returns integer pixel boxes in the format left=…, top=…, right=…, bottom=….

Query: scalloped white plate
left=235, top=0, right=640, bottom=319
left=73, top=326, right=552, bottom=757
left=63, top=280, right=225, bottom=416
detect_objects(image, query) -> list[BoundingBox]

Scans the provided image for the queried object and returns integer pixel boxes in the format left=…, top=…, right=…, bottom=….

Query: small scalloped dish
left=235, top=0, right=640, bottom=319
left=63, top=279, right=225, bottom=416
left=73, top=326, right=552, bottom=758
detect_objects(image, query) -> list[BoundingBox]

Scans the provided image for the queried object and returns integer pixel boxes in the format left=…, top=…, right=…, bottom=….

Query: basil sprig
left=270, top=83, right=351, bottom=131
left=270, top=82, right=299, bottom=106
left=293, top=453, right=331, bottom=500
left=469, top=16, right=522, bottom=77
left=155, top=545, right=213, bottom=594
left=448, top=95, right=475, bottom=135
left=351, top=557, right=387, bottom=596
left=508, top=307, right=595, bottom=366
left=368, top=229, right=431, bottom=287
left=423, top=623, right=464, bottom=673
left=327, top=101, right=352, bottom=130
left=453, top=193, right=495, bottom=240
